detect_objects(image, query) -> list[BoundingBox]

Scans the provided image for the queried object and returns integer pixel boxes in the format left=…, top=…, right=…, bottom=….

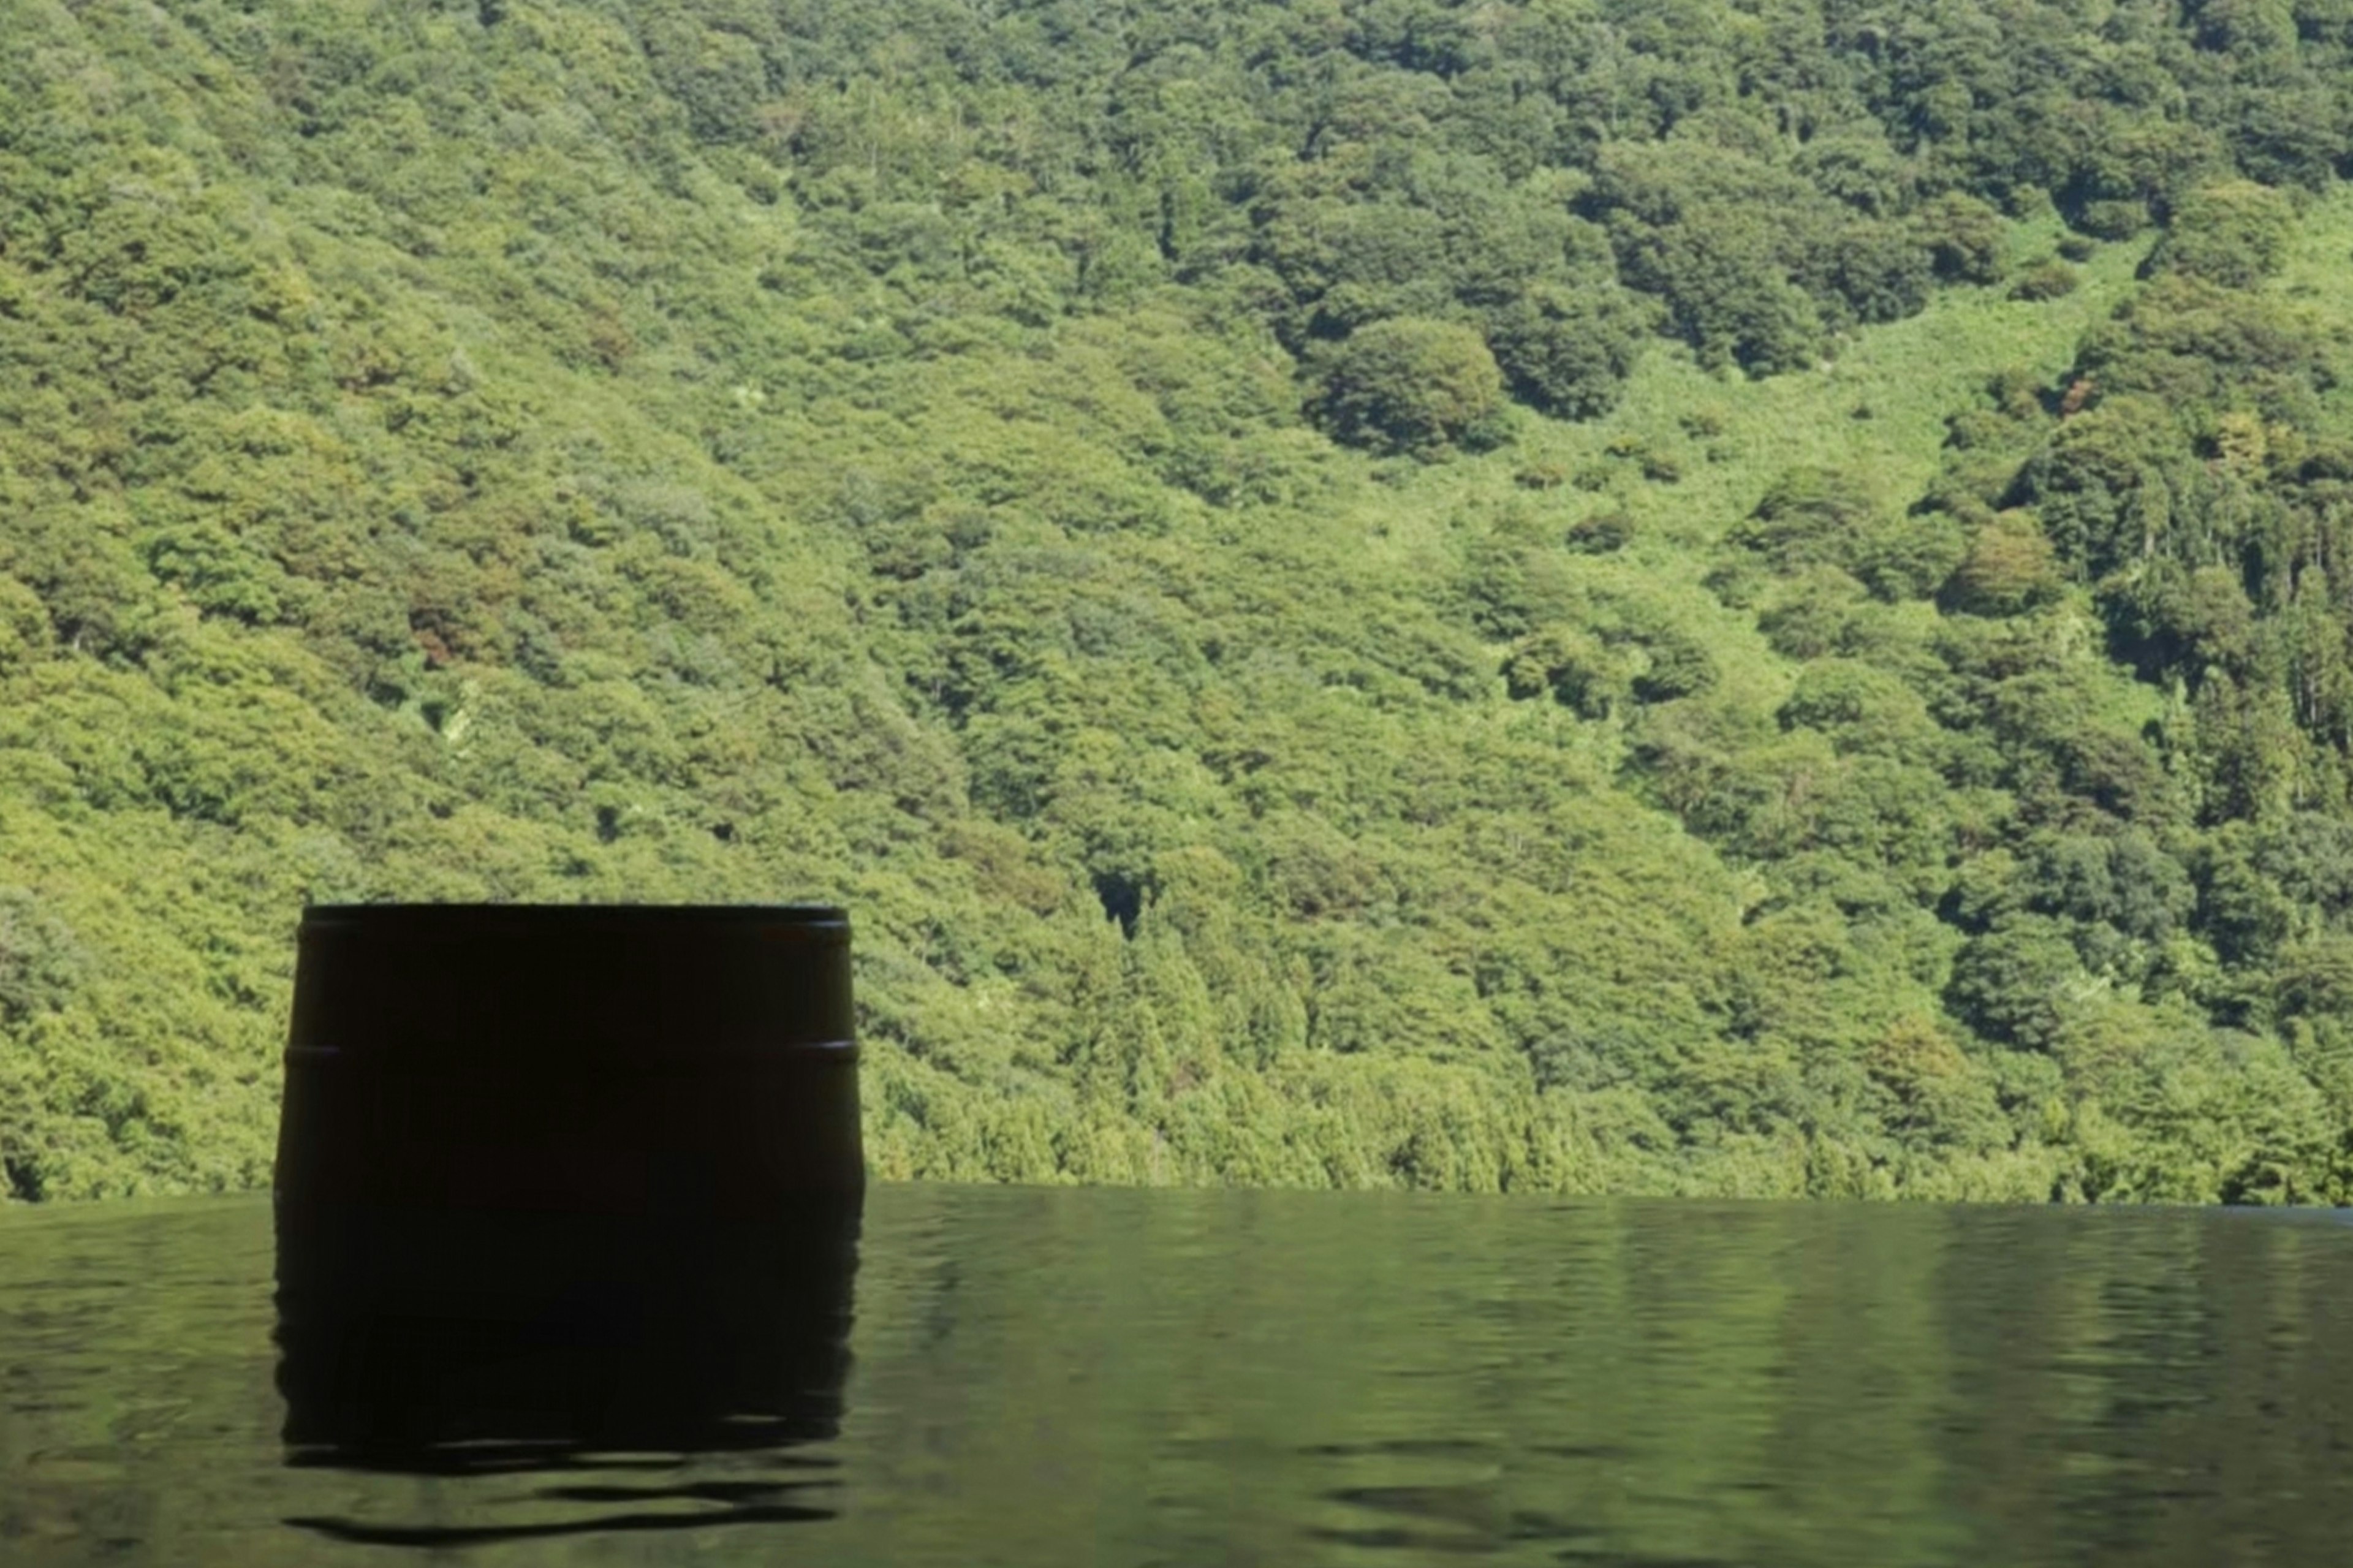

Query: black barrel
left=275, top=903, right=862, bottom=1218
left=273, top=904, right=862, bottom=1486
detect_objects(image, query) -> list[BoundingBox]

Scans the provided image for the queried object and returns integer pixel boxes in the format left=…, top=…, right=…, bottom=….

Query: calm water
left=3, top=1186, right=2351, bottom=1566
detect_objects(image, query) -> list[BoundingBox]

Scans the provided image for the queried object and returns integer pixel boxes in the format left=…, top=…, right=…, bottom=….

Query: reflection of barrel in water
left=273, top=1203, right=859, bottom=1543
left=275, top=1203, right=859, bottom=1461
left=270, top=904, right=863, bottom=1545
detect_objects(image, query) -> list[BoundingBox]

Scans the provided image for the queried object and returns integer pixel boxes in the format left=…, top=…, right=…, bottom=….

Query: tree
left=1312, top=316, right=1509, bottom=456
left=2014, top=398, right=2177, bottom=580
left=1485, top=282, right=1646, bottom=421
left=0, top=890, right=85, bottom=1026
left=1915, top=191, right=2009, bottom=285
left=1731, top=466, right=1884, bottom=574
left=2149, top=180, right=2296, bottom=289
left=1946, top=914, right=2090, bottom=1052
left=1944, top=511, right=2062, bottom=614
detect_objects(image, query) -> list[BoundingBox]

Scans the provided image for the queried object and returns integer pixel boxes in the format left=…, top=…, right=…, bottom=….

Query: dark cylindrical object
left=274, top=904, right=862, bottom=1479
left=276, top=903, right=862, bottom=1218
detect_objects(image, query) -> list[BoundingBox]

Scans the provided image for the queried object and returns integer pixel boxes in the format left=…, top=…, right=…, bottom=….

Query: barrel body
left=275, top=903, right=862, bottom=1218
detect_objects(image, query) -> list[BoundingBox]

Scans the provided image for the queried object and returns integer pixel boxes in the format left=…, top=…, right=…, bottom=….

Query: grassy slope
left=2277, top=187, right=2353, bottom=428
left=1411, top=218, right=2156, bottom=718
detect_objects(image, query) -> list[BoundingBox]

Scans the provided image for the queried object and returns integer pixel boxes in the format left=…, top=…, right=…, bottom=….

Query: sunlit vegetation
left=4, top=0, right=2353, bottom=1203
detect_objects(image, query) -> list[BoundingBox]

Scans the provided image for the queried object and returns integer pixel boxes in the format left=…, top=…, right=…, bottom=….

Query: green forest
left=5, top=0, right=2353, bottom=1204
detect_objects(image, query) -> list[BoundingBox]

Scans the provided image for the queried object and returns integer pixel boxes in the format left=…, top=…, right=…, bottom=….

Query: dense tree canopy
left=4, top=0, right=2353, bottom=1203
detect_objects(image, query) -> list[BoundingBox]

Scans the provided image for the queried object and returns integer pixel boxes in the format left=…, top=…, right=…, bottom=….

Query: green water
left=3, top=1186, right=2350, bottom=1565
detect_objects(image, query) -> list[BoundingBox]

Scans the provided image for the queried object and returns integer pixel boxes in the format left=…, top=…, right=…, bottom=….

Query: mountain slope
left=4, top=0, right=2352, bottom=1202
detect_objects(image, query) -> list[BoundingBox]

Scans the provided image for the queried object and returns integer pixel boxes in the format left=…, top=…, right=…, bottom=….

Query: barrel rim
left=281, top=1039, right=862, bottom=1060
left=300, top=902, right=848, bottom=928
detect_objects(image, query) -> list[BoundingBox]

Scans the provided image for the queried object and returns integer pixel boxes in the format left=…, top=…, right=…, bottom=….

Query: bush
left=1504, top=627, right=1623, bottom=717
left=2075, top=199, right=2150, bottom=241
left=1565, top=511, right=1635, bottom=555
left=1854, top=510, right=1969, bottom=601
left=1630, top=633, right=1716, bottom=704
left=1730, top=466, right=1882, bottom=572
left=2009, top=260, right=2080, bottom=301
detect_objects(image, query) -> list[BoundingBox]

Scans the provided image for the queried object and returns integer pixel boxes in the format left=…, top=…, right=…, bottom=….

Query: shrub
left=1565, top=511, right=1635, bottom=555
left=2009, top=260, right=2080, bottom=301
left=1730, top=466, right=1881, bottom=572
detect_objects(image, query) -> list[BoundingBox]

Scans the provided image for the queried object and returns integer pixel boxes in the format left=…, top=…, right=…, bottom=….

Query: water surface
left=3, top=1186, right=2349, bottom=1564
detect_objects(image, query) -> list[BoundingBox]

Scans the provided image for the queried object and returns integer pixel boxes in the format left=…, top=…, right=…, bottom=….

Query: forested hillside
left=6, top=0, right=2353, bottom=1203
